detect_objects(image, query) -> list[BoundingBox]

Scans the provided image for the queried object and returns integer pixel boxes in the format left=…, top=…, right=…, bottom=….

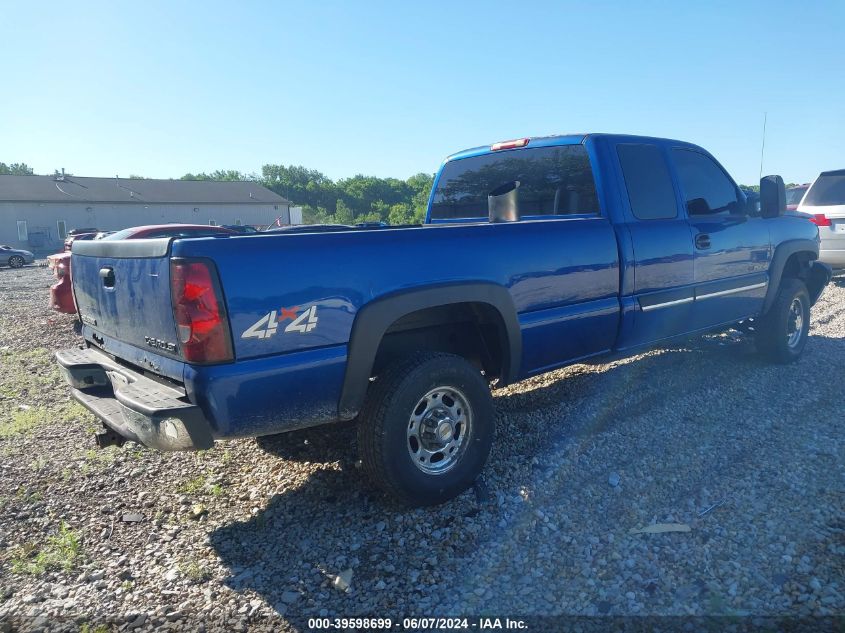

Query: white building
left=0, top=173, right=291, bottom=252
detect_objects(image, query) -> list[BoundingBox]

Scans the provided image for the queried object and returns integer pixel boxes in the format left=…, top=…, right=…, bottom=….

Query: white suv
left=798, top=169, right=845, bottom=271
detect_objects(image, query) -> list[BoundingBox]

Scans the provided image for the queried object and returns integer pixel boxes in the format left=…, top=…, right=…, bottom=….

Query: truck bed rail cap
left=73, top=238, right=171, bottom=258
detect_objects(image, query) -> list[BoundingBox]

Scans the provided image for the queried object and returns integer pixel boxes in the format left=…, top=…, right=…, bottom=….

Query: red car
left=48, top=252, right=76, bottom=313
left=49, top=224, right=236, bottom=314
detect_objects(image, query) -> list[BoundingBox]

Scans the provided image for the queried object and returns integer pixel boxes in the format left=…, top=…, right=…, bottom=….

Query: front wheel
left=756, top=278, right=810, bottom=363
left=8, top=255, right=25, bottom=269
left=357, top=352, right=494, bottom=506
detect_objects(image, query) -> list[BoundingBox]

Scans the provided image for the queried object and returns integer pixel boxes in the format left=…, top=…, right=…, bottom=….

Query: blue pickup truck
left=58, top=134, right=831, bottom=505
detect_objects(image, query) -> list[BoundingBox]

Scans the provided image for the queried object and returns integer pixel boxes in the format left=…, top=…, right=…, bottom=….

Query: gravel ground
left=0, top=265, right=843, bottom=631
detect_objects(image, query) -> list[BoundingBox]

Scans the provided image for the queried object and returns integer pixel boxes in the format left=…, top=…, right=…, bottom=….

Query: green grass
left=29, top=456, right=48, bottom=472
left=178, top=475, right=206, bottom=495
left=79, top=447, right=117, bottom=475
left=178, top=474, right=225, bottom=497
left=0, top=407, right=46, bottom=438
left=16, top=486, right=42, bottom=503
left=0, top=347, right=98, bottom=435
left=11, top=521, right=83, bottom=575
left=180, top=559, right=211, bottom=583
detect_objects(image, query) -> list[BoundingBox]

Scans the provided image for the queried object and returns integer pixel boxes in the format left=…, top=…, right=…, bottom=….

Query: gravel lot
left=0, top=265, right=843, bottom=631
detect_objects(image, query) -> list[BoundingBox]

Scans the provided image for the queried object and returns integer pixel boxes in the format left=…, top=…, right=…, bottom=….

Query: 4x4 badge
left=241, top=306, right=319, bottom=340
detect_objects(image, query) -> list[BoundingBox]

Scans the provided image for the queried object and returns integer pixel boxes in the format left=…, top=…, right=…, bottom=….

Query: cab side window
left=672, top=149, right=741, bottom=216
left=617, top=144, right=678, bottom=220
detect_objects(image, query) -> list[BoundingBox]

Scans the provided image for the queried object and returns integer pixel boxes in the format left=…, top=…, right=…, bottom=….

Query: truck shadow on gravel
left=208, top=332, right=844, bottom=626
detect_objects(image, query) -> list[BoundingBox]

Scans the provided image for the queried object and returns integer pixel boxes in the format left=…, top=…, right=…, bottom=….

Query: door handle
left=695, top=233, right=711, bottom=250
left=99, top=267, right=115, bottom=288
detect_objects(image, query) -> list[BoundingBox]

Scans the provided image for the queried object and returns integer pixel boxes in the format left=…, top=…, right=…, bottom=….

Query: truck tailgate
left=72, top=239, right=181, bottom=363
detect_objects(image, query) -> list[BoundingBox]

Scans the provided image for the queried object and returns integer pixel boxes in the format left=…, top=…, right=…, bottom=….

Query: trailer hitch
left=95, top=427, right=127, bottom=449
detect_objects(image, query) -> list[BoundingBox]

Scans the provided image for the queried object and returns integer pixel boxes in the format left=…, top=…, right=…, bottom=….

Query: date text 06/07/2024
left=306, top=617, right=528, bottom=630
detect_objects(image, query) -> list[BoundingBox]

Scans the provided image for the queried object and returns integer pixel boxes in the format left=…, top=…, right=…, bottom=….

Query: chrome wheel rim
left=786, top=298, right=804, bottom=348
left=407, top=386, right=472, bottom=475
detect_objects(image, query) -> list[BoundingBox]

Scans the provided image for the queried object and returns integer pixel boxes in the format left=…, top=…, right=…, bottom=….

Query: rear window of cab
left=430, top=145, right=599, bottom=220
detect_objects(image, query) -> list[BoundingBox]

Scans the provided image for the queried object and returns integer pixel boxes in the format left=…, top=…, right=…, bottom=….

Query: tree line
left=0, top=162, right=35, bottom=175
left=180, top=167, right=434, bottom=226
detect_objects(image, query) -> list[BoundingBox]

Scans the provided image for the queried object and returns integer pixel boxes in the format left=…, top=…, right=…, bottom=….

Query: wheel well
left=371, top=302, right=507, bottom=382
left=781, top=252, right=812, bottom=280
left=781, top=251, right=828, bottom=305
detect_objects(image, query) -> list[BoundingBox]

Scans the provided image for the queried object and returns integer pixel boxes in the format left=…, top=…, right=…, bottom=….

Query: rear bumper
left=818, top=247, right=845, bottom=270
left=56, top=346, right=214, bottom=451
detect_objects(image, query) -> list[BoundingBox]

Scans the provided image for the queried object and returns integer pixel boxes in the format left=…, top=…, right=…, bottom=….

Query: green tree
left=0, top=162, right=35, bottom=175
left=333, top=199, right=355, bottom=224
left=188, top=162, right=435, bottom=226
left=181, top=170, right=252, bottom=182
left=262, top=164, right=336, bottom=209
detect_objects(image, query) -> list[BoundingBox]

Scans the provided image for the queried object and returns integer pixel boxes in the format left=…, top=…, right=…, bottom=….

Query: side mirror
left=760, top=175, right=786, bottom=219
left=488, top=180, right=520, bottom=223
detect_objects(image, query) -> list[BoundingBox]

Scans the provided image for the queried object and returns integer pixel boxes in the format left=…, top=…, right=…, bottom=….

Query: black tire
left=756, top=278, right=810, bottom=363
left=8, top=255, right=24, bottom=269
left=357, top=352, right=494, bottom=507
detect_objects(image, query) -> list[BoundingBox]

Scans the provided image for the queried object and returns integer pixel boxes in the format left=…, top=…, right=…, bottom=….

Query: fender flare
left=338, top=282, right=522, bottom=419
left=762, top=238, right=819, bottom=313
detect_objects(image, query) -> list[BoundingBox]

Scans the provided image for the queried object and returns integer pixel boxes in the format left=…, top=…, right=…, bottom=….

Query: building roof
left=0, top=174, right=289, bottom=205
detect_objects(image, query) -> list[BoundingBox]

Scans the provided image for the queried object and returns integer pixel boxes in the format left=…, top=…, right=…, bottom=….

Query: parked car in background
left=786, top=184, right=810, bottom=211
left=47, top=252, right=75, bottom=313
left=262, top=223, right=353, bottom=234
left=64, top=232, right=99, bottom=251
left=49, top=224, right=237, bottom=314
left=0, top=244, right=35, bottom=268
left=798, top=170, right=845, bottom=271
left=100, top=224, right=237, bottom=241
left=223, top=224, right=259, bottom=234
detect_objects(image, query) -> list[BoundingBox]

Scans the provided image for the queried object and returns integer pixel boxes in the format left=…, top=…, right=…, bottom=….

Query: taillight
left=491, top=138, right=529, bottom=151
left=55, top=263, right=66, bottom=279
left=170, top=259, right=233, bottom=364
left=809, top=213, right=832, bottom=227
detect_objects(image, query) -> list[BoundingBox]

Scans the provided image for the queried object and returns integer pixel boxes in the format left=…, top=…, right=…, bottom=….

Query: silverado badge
left=144, top=336, right=177, bottom=353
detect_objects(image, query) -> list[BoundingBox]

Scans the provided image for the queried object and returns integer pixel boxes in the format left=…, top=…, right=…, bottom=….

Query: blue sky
left=1, top=1, right=842, bottom=185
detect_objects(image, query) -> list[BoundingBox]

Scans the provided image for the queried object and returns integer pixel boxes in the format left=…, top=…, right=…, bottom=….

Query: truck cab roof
left=444, top=133, right=705, bottom=164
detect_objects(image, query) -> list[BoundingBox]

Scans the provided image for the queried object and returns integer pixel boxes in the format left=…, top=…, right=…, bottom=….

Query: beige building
left=0, top=173, right=291, bottom=252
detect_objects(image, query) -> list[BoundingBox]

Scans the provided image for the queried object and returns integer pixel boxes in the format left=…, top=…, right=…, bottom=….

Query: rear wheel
left=756, top=278, right=810, bottom=363
left=357, top=352, right=494, bottom=506
left=8, top=255, right=24, bottom=268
